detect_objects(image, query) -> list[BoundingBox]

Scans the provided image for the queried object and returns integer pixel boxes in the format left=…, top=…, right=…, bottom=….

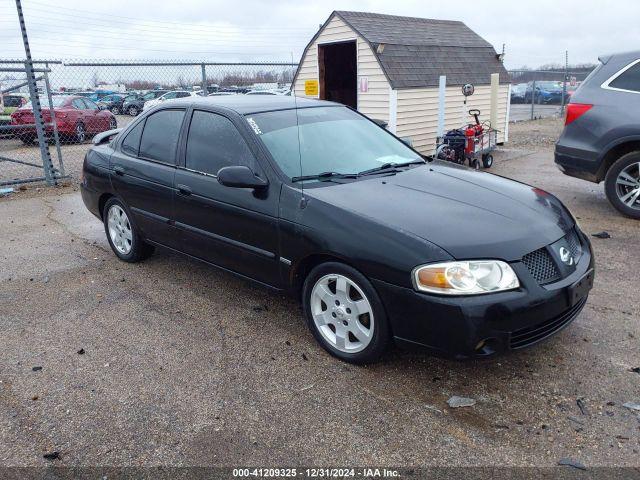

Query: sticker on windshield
left=246, top=117, right=262, bottom=135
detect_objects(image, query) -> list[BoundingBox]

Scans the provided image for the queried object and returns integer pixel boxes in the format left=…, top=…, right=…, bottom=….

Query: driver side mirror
left=217, top=165, right=268, bottom=190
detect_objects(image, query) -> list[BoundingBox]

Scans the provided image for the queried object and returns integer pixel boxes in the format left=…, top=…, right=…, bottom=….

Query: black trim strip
left=144, top=239, right=283, bottom=292
left=130, top=207, right=171, bottom=224
left=174, top=221, right=276, bottom=259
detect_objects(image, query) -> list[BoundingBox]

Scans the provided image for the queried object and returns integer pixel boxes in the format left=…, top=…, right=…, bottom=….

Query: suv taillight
left=565, top=103, right=592, bottom=125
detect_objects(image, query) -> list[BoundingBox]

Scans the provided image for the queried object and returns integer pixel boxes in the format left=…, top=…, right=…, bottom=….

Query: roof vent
left=376, top=43, right=386, bottom=54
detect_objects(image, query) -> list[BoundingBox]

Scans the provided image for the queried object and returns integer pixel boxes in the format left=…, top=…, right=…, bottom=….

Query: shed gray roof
left=298, top=11, right=509, bottom=89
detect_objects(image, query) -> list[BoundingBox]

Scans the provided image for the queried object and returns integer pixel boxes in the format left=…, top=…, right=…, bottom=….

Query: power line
left=1, top=2, right=315, bottom=33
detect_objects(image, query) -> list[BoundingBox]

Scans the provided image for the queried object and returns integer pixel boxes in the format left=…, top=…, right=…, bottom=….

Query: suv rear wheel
left=604, top=151, right=640, bottom=219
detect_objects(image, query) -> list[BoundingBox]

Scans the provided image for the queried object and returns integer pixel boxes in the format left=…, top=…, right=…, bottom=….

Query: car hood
left=303, top=162, right=574, bottom=261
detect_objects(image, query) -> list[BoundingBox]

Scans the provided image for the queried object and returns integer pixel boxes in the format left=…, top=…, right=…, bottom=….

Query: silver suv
left=555, top=50, right=640, bottom=218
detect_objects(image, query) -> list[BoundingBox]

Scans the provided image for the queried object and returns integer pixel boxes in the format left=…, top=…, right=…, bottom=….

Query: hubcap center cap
left=334, top=306, right=347, bottom=320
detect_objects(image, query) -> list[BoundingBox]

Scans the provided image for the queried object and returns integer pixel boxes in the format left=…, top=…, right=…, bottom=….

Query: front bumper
left=374, top=231, right=594, bottom=359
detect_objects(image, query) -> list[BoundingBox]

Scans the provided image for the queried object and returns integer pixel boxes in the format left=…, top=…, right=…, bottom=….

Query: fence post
left=43, top=63, right=64, bottom=176
left=15, top=0, right=56, bottom=185
left=201, top=63, right=207, bottom=94
left=437, top=75, right=446, bottom=140
left=530, top=80, right=536, bottom=121
left=561, top=50, right=568, bottom=114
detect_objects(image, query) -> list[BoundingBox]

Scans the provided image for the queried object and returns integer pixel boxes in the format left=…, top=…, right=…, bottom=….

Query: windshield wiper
left=291, top=171, right=358, bottom=183
left=356, top=159, right=426, bottom=177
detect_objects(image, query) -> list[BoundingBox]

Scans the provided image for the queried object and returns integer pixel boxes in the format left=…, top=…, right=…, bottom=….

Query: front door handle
left=177, top=184, right=192, bottom=196
left=113, top=166, right=124, bottom=176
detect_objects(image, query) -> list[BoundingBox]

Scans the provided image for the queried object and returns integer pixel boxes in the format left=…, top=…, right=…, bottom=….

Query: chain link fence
left=508, top=68, right=595, bottom=122
left=1, top=60, right=297, bottom=186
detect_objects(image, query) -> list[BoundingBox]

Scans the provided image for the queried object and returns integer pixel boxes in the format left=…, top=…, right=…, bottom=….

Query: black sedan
left=96, top=93, right=127, bottom=115
left=80, top=96, right=594, bottom=363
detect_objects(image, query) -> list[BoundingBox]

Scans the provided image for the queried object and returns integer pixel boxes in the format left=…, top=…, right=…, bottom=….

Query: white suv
left=143, top=90, right=197, bottom=110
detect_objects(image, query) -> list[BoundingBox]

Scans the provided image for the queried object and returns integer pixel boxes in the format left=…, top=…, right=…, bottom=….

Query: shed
left=292, top=11, right=511, bottom=154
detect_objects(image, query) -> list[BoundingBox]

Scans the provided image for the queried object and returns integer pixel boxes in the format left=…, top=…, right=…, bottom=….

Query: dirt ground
left=0, top=118, right=639, bottom=472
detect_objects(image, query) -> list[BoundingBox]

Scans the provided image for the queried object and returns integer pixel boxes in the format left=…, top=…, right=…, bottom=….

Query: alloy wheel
left=129, top=107, right=138, bottom=116
left=111, top=107, right=120, bottom=115
left=109, top=117, right=117, bottom=130
left=107, top=205, right=133, bottom=255
left=615, top=162, right=640, bottom=210
left=310, top=274, right=374, bottom=353
left=76, top=123, right=86, bottom=142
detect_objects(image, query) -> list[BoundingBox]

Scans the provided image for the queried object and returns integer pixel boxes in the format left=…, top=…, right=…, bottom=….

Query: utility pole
left=15, top=0, right=56, bottom=185
left=561, top=50, right=568, bottom=114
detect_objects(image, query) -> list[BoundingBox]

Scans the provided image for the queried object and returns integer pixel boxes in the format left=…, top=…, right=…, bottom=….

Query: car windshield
left=248, top=106, right=420, bottom=180
left=22, top=96, right=67, bottom=108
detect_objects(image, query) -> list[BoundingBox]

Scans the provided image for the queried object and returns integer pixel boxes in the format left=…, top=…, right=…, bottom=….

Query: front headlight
left=413, top=260, right=519, bottom=295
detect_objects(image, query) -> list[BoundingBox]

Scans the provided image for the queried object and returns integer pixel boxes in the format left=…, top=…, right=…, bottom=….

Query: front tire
left=604, top=151, right=640, bottom=219
left=302, top=262, right=390, bottom=364
left=103, top=198, right=155, bottom=262
left=110, top=106, right=120, bottom=115
left=127, top=106, right=138, bottom=116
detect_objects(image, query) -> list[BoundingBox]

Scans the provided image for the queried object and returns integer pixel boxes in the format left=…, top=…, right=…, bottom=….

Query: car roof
left=161, top=95, right=336, bottom=115
left=599, top=50, right=640, bottom=65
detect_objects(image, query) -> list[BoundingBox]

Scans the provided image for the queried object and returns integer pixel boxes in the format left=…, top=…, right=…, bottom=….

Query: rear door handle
left=113, top=166, right=124, bottom=176
left=177, top=184, right=192, bottom=196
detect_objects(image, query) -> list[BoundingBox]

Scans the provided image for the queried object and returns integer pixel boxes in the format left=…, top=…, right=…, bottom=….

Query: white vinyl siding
left=395, top=84, right=509, bottom=155
left=293, top=15, right=390, bottom=123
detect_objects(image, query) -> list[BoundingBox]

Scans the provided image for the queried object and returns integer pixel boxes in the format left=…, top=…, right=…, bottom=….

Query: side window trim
left=601, top=58, right=640, bottom=95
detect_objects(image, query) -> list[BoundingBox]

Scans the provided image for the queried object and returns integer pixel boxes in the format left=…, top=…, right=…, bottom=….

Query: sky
left=1, top=0, right=639, bottom=69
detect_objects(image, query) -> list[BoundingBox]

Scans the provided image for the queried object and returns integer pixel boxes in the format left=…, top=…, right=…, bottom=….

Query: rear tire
left=604, top=151, right=640, bottom=219
left=110, top=106, right=120, bottom=115
left=302, top=262, right=390, bottom=364
left=75, top=122, right=86, bottom=143
left=103, top=198, right=155, bottom=262
left=19, top=134, right=35, bottom=145
left=127, top=106, right=138, bottom=116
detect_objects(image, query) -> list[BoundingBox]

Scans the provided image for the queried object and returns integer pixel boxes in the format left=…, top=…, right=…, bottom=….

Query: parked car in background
left=81, top=96, right=593, bottom=364
left=566, top=82, right=581, bottom=100
left=11, top=95, right=117, bottom=144
left=525, top=81, right=565, bottom=104
left=510, top=83, right=527, bottom=103
left=96, top=93, right=127, bottom=114
left=142, top=90, right=198, bottom=111
left=245, top=90, right=280, bottom=95
left=556, top=50, right=640, bottom=218
left=0, top=93, right=29, bottom=133
left=122, top=90, right=168, bottom=116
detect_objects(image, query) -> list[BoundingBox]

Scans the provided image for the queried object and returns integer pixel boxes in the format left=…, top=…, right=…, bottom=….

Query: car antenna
left=291, top=52, right=305, bottom=203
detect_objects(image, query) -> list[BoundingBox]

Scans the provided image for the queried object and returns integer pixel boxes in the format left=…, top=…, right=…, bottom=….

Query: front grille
left=510, top=297, right=587, bottom=349
left=522, top=247, right=560, bottom=284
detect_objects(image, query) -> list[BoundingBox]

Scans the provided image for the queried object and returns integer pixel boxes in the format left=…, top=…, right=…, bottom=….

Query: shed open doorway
left=318, top=41, right=357, bottom=109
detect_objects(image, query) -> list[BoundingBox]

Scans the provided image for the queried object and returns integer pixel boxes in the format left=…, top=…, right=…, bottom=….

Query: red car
left=11, top=95, right=117, bottom=144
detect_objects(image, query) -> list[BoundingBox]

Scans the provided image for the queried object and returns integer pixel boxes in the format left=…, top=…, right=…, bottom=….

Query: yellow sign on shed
left=304, top=79, right=319, bottom=96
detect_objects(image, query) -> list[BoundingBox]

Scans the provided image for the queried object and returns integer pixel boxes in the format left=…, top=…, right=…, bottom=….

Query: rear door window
left=608, top=60, right=640, bottom=93
left=185, top=110, right=255, bottom=175
left=121, top=120, right=144, bottom=157
left=138, top=109, right=185, bottom=165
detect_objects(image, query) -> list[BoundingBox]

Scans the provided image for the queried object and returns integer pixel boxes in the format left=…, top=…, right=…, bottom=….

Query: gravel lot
left=0, top=118, right=639, bottom=471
